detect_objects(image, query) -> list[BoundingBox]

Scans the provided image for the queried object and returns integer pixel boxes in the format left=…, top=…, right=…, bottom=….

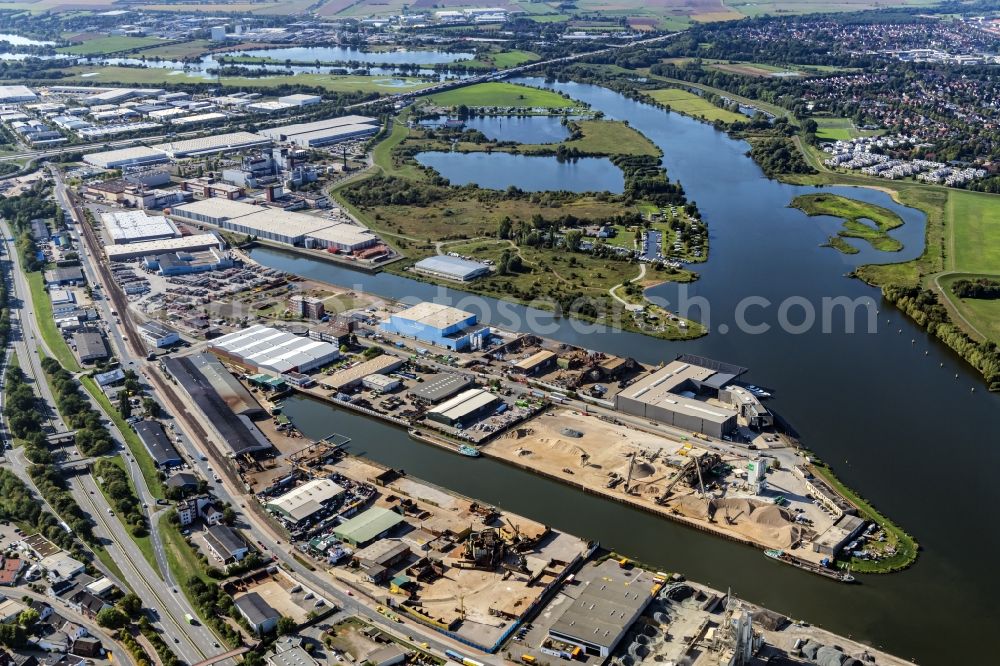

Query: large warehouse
left=170, top=199, right=378, bottom=252
left=152, top=131, right=271, bottom=158
left=548, top=560, right=657, bottom=658
left=426, top=388, right=500, bottom=427
left=259, top=115, right=379, bottom=148
left=105, top=234, right=223, bottom=261
left=407, top=372, right=474, bottom=404
left=102, top=210, right=179, bottom=244
left=83, top=145, right=170, bottom=170
left=413, top=255, right=491, bottom=282
left=321, top=354, right=404, bottom=391
left=332, top=507, right=404, bottom=548
left=134, top=420, right=182, bottom=468
left=613, top=355, right=747, bottom=438
left=0, top=85, right=37, bottom=103
left=266, top=478, right=345, bottom=525
left=380, top=302, right=490, bottom=352
left=210, top=324, right=341, bottom=374
left=163, top=355, right=271, bottom=457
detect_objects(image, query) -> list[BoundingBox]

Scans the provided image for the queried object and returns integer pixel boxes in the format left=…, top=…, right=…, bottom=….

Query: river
left=250, top=79, right=1000, bottom=665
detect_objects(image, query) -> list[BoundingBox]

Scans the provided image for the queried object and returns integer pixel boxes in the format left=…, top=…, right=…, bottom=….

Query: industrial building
left=380, top=302, right=490, bottom=352
left=321, top=354, right=404, bottom=391
left=548, top=560, right=657, bottom=658
left=169, top=197, right=261, bottom=226
left=72, top=331, right=109, bottom=364
left=144, top=248, right=234, bottom=276
left=235, top=593, right=280, bottom=635
left=362, top=373, right=400, bottom=393
left=278, top=94, right=322, bottom=107
left=0, top=85, right=37, bottom=103
left=813, top=514, right=867, bottom=557
left=210, top=324, right=341, bottom=374
left=613, top=355, right=748, bottom=438
left=332, top=507, right=404, bottom=548
left=259, top=115, right=379, bottom=148
left=407, top=373, right=474, bottom=404
left=204, top=524, right=249, bottom=564
left=512, top=350, right=556, bottom=376
left=163, top=354, right=272, bottom=458
left=266, top=479, right=346, bottom=525
left=426, top=388, right=500, bottom=427
left=83, top=146, right=170, bottom=170
left=104, top=234, right=223, bottom=261
left=413, top=255, right=491, bottom=282
left=152, top=131, right=271, bottom=158
left=169, top=199, right=378, bottom=252
left=102, top=210, right=180, bottom=244
left=133, top=420, right=182, bottom=468
left=137, top=321, right=180, bottom=348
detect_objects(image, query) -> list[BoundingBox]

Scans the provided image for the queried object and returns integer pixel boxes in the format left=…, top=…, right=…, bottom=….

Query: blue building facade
left=380, top=303, right=490, bottom=352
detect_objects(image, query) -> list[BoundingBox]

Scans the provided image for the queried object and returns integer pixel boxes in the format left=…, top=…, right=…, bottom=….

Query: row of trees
left=951, top=278, right=1000, bottom=299
left=92, top=458, right=148, bottom=539
left=40, top=357, right=115, bottom=457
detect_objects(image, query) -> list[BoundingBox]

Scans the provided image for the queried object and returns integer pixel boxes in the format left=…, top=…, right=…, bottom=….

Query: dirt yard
left=483, top=410, right=808, bottom=551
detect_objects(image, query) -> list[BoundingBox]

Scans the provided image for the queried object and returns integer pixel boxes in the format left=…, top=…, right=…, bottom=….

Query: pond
left=221, top=46, right=473, bottom=66
left=415, top=151, right=623, bottom=192
left=420, top=114, right=572, bottom=143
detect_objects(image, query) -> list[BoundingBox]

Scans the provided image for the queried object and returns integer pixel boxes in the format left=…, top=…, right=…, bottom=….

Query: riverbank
left=791, top=193, right=904, bottom=254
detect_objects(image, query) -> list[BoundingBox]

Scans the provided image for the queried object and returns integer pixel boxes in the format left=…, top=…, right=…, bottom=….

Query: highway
left=0, top=212, right=223, bottom=662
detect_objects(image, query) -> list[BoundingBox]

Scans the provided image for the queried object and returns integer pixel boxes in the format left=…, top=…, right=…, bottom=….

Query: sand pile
left=672, top=497, right=801, bottom=548
left=632, top=461, right=656, bottom=479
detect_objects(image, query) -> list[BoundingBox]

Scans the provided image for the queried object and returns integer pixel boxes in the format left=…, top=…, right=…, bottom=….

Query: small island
left=791, top=193, right=904, bottom=253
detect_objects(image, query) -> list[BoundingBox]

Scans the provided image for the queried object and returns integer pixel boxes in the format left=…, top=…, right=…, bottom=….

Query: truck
left=184, top=613, right=197, bottom=625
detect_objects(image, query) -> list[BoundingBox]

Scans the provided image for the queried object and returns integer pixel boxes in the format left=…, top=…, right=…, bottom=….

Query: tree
left=17, top=609, right=38, bottom=628
left=117, top=593, right=143, bottom=618
left=276, top=616, right=296, bottom=636
left=96, top=606, right=129, bottom=630
left=564, top=229, right=583, bottom=251
left=142, top=397, right=160, bottom=418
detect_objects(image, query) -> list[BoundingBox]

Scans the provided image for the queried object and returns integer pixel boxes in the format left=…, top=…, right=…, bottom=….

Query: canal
left=251, top=79, right=1000, bottom=665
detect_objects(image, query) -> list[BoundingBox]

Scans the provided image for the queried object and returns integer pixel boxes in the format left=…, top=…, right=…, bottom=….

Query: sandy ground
left=484, top=410, right=814, bottom=551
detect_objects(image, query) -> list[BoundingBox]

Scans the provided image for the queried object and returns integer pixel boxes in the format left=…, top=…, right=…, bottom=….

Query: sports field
left=423, top=82, right=577, bottom=109
left=646, top=88, right=747, bottom=123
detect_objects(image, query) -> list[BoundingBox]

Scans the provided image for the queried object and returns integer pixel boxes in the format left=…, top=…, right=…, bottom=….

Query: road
left=0, top=212, right=222, bottom=662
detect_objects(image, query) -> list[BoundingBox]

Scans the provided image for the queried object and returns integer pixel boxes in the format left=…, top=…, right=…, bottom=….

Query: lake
left=250, top=79, right=1000, bottom=665
left=0, top=33, right=53, bottom=46
left=415, top=151, right=623, bottom=192
left=420, top=115, right=572, bottom=144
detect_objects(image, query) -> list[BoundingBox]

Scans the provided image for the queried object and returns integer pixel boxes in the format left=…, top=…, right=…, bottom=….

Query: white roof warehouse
left=259, top=115, right=379, bottom=148
left=170, top=199, right=378, bottom=252
left=210, top=324, right=341, bottom=374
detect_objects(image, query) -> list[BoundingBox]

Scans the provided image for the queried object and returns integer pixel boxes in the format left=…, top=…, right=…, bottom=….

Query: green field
left=528, top=119, right=659, bottom=156
left=61, top=66, right=437, bottom=94
left=463, top=50, right=540, bottom=70
left=136, top=39, right=214, bottom=60
left=792, top=193, right=904, bottom=253
left=57, top=36, right=164, bottom=56
left=26, top=271, right=80, bottom=372
left=938, top=273, right=1000, bottom=344
left=94, top=456, right=158, bottom=571
left=423, top=82, right=577, bottom=109
left=813, top=117, right=882, bottom=141
left=645, top=87, right=748, bottom=124
left=949, top=190, right=1000, bottom=274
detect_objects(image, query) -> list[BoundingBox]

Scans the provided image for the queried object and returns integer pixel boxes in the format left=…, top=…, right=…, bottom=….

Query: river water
left=250, top=79, right=1000, bottom=664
